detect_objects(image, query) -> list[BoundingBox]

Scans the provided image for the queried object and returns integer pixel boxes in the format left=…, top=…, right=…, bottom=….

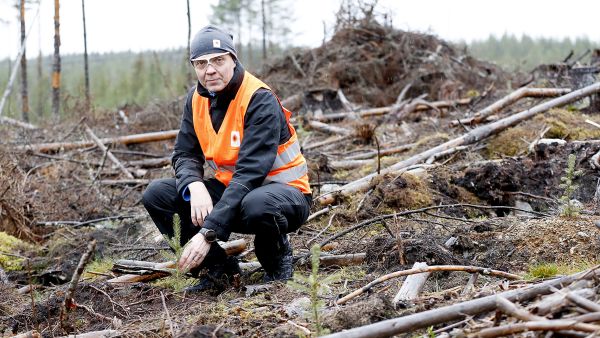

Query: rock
left=285, top=296, right=311, bottom=317
left=513, top=200, right=534, bottom=217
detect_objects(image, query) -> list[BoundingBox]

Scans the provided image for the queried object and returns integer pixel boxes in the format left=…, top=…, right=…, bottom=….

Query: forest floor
left=2, top=19, right=600, bottom=338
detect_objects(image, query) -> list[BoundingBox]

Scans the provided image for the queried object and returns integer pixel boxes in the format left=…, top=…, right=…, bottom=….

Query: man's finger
left=190, top=208, right=198, bottom=226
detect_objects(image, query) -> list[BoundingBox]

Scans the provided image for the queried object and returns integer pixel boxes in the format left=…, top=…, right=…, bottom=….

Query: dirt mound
left=260, top=20, right=510, bottom=111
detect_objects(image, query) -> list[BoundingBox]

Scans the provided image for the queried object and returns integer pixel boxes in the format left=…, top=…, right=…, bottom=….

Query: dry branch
left=84, top=124, right=134, bottom=179
left=307, top=120, right=352, bottom=135
left=0, top=116, right=37, bottom=129
left=313, top=98, right=472, bottom=122
left=476, top=319, right=600, bottom=337
left=336, top=265, right=521, bottom=305
left=322, top=268, right=600, bottom=338
left=60, top=239, right=97, bottom=331
left=452, top=87, right=571, bottom=125
left=318, top=82, right=600, bottom=205
left=20, top=129, right=179, bottom=153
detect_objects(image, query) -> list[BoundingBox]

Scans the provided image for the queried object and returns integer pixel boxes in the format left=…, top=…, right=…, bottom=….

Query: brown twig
left=59, top=239, right=96, bottom=332
left=160, top=291, right=174, bottom=337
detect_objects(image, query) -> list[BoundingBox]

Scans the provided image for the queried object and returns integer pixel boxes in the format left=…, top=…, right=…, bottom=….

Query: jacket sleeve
left=202, top=89, right=283, bottom=240
left=172, top=86, right=205, bottom=198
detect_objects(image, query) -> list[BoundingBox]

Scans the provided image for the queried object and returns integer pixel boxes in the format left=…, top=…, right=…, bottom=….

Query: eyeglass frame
left=191, top=53, right=231, bottom=71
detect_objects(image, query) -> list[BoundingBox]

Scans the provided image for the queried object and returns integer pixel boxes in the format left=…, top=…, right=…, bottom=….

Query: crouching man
left=142, top=25, right=312, bottom=293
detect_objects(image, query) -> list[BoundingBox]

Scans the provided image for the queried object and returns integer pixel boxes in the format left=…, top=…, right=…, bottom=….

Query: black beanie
left=190, top=25, right=238, bottom=61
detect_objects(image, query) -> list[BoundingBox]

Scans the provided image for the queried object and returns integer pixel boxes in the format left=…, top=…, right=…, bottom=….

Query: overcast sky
left=0, top=0, right=599, bottom=61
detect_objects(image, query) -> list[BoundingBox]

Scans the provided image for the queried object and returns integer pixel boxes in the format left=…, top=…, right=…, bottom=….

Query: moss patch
left=0, top=231, right=33, bottom=271
left=487, top=108, right=600, bottom=158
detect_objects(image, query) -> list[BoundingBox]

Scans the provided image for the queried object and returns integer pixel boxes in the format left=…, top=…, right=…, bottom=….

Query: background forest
left=0, top=0, right=599, bottom=123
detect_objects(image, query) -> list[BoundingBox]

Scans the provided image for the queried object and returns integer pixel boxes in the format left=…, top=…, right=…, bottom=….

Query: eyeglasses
left=192, top=54, right=229, bottom=70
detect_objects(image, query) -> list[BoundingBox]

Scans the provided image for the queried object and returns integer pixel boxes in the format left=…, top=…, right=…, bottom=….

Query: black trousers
left=142, top=178, right=311, bottom=272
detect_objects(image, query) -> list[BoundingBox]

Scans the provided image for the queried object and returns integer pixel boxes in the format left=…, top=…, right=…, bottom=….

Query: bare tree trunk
left=20, top=0, right=29, bottom=122
left=186, top=0, right=191, bottom=61
left=52, top=0, right=61, bottom=118
left=261, top=0, right=266, bottom=61
left=36, top=48, right=43, bottom=117
left=81, top=0, right=90, bottom=111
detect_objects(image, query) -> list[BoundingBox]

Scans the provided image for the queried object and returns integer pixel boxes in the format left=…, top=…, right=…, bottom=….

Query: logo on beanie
left=230, top=130, right=240, bottom=148
left=213, top=39, right=221, bottom=48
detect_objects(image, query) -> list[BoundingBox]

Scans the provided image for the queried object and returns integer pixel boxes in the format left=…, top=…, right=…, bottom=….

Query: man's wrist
left=198, top=227, right=217, bottom=242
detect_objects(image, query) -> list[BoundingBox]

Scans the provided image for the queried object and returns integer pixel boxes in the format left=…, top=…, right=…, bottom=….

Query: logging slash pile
left=2, top=16, right=600, bottom=338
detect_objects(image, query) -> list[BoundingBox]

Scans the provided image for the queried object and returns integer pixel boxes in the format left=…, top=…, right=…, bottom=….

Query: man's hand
left=188, top=181, right=213, bottom=227
left=179, top=233, right=211, bottom=271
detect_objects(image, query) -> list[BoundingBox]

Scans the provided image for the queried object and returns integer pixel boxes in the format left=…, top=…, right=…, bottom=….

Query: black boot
left=257, top=234, right=294, bottom=283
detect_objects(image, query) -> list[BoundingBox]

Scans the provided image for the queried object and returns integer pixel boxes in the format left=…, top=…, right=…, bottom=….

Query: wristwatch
left=198, top=227, right=217, bottom=243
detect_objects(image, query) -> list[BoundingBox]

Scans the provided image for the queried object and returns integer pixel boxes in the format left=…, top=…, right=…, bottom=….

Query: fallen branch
left=20, top=129, right=179, bottom=153
left=107, top=239, right=246, bottom=284
left=307, top=120, right=352, bottom=135
left=84, top=125, right=134, bottom=179
left=313, top=98, right=472, bottom=122
left=321, top=268, right=600, bottom=338
left=476, top=319, right=600, bottom=337
left=99, top=179, right=150, bottom=186
left=318, top=82, right=600, bottom=205
left=336, top=265, right=521, bottom=305
left=0, top=116, right=37, bottom=129
left=452, top=87, right=571, bottom=126
left=304, top=135, right=352, bottom=151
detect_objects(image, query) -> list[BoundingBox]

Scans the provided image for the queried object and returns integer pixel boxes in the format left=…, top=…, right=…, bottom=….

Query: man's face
left=192, top=53, right=236, bottom=93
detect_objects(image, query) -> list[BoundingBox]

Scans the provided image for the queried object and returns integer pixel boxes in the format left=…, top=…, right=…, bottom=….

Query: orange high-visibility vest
left=192, top=71, right=311, bottom=194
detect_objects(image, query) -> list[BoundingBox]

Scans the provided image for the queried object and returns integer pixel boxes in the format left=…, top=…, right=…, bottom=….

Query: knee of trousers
left=240, top=193, right=281, bottom=228
left=142, top=180, right=168, bottom=210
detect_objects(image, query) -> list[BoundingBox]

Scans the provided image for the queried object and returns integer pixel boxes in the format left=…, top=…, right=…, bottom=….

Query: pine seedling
left=161, top=213, right=186, bottom=282
left=559, top=154, right=583, bottom=217
left=288, top=244, right=340, bottom=336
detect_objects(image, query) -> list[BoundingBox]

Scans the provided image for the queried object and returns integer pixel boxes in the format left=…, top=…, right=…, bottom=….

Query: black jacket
left=172, top=61, right=292, bottom=240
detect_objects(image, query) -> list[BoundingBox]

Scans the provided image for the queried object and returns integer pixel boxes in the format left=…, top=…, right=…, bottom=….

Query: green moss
left=0, top=231, right=32, bottom=271
left=525, top=260, right=598, bottom=280
left=152, top=275, right=195, bottom=292
left=380, top=172, right=432, bottom=210
left=487, top=108, right=600, bottom=158
left=84, top=257, right=115, bottom=280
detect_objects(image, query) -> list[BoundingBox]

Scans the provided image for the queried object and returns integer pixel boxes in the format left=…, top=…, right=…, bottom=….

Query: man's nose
left=205, top=64, right=217, bottom=74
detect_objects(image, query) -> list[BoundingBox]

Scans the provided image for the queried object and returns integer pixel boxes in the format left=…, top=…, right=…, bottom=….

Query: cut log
left=452, top=87, right=571, bottom=125
left=84, top=125, right=134, bottom=179
left=321, top=268, right=600, bottom=338
left=20, top=129, right=179, bottom=153
left=318, top=82, right=600, bottom=205
left=314, top=98, right=472, bottom=122
left=303, top=135, right=352, bottom=151
left=106, top=239, right=246, bottom=284
left=392, top=262, right=430, bottom=308
left=126, top=157, right=170, bottom=168
left=319, top=253, right=366, bottom=267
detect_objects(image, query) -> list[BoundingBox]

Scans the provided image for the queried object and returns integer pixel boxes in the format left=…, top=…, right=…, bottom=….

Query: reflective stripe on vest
left=264, top=162, right=308, bottom=185
left=272, top=139, right=302, bottom=170
left=206, top=159, right=235, bottom=173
